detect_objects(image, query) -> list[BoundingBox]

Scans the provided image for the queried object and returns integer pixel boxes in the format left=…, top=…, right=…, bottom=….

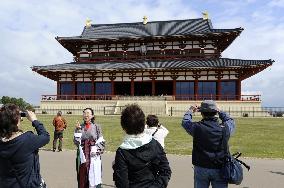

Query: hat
left=199, top=100, right=218, bottom=112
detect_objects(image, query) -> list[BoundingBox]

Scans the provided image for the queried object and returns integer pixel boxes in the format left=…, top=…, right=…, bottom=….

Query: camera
left=20, top=111, right=27, bottom=117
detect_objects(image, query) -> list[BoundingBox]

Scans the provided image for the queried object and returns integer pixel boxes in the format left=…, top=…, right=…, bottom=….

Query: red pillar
left=237, top=79, right=241, bottom=100
left=173, top=79, right=176, bottom=96
left=152, top=79, right=155, bottom=96
left=111, top=80, right=114, bottom=96
left=73, top=78, right=76, bottom=100
left=194, top=79, right=198, bottom=100
left=91, top=79, right=95, bottom=99
left=131, top=79, right=134, bottom=96
left=217, top=79, right=221, bottom=100
left=57, top=82, right=60, bottom=96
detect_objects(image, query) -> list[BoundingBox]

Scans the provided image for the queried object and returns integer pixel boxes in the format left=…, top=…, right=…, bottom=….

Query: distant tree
left=0, top=96, right=34, bottom=111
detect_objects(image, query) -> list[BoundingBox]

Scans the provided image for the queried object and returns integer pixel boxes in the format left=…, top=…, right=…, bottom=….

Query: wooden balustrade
left=41, top=94, right=261, bottom=101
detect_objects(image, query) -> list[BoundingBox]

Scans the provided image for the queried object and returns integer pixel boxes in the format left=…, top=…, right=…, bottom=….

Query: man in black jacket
left=182, top=100, right=235, bottom=188
left=113, top=104, right=172, bottom=188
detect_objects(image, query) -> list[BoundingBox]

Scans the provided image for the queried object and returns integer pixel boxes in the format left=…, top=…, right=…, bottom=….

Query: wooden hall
left=32, top=16, right=273, bottom=114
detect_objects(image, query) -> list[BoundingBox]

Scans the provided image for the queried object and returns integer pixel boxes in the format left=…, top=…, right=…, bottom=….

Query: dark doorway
left=114, top=82, right=131, bottom=95
left=156, top=81, right=173, bottom=95
left=134, top=82, right=152, bottom=96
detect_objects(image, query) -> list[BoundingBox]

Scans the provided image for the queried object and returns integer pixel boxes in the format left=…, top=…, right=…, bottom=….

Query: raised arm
left=25, top=111, right=50, bottom=151
left=181, top=108, right=196, bottom=136
left=26, top=120, right=50, bottom=151
left=218, top=111, right=235, bottom=135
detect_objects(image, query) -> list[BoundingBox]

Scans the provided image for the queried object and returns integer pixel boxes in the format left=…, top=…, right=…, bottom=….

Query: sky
left=0, top=0, right=284, bottom=106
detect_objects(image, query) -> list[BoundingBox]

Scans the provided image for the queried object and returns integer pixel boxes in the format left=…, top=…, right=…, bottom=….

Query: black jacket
left=113, top=139, right=171, bottom=188
left=192, top=117, right=227, bottom=169
left=0, top=121, right=50, bottom=188
left=182, top=111, right=235, bottom=169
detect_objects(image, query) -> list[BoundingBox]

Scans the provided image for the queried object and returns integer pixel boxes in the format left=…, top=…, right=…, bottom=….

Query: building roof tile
left=32, top=58, right=273, bottom=71
left=57, top=18, right=242, bottom=40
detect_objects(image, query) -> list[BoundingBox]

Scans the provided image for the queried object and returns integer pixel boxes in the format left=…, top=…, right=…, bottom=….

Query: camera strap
left=152, top=127, right=159, bottom=136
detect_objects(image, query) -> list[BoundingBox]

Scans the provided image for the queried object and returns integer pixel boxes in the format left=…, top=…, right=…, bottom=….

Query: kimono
left=74, top=122, right=105, bottom=188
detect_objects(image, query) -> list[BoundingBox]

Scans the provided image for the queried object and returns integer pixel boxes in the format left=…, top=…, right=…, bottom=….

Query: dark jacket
left=182, top=111, right=235, bottom=169
left=0, top=120, right=50, bottom=188
left=113, top=139, right=171, bottom=188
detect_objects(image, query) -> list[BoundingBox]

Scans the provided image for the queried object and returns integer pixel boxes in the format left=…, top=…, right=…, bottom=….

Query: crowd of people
left=0, top=100, right=236, bottom=188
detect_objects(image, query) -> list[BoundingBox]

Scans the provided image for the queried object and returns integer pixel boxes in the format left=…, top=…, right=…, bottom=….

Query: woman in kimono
left=74, top=108, right=105, bottom=188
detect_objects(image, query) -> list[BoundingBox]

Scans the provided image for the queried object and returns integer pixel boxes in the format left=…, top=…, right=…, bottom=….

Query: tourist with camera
left=181, top=100, right=235, bottom=188
left=0, top=104, right=50, bottom=187
left=145, top=114, right=169, bottom=148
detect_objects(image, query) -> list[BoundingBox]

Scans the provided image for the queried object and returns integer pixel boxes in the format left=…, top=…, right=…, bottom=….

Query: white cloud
left=269, top=0, right=284, bottom=7
left=0, top=0, right=283, bottom=106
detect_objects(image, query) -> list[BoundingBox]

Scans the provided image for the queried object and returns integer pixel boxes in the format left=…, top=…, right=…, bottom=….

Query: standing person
left=74, top=108, right=105, bottom=188
left=113, top=104, right=172, bottom=188
left=0, top=104, right=50, bottom=187
left=181, top=100, right=235, bottom=188
left=53, top=111, right=67, bottom=152
left=145, top=114, right=169, bottom=148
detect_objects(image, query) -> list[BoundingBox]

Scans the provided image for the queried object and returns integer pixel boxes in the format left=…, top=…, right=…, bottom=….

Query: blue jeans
left=194, top=166, right=228, bottom=188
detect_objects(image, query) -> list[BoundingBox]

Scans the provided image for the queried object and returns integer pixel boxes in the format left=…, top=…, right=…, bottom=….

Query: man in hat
left=181, top=100, right=235, bottom=188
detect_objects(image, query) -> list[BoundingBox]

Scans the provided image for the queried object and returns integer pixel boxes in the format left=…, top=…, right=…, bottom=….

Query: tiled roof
left=32, top=58, right=273, bottom=71
left=57, top=18, right=242, bottom=40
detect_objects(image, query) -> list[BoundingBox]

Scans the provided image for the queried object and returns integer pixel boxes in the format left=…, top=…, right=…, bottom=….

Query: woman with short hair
left=113, top=104, right=172, bottom=188
left=0, top=104, right=50, bottom=187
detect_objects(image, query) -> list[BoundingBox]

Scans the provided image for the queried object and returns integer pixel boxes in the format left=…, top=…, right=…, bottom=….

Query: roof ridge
left=88, top=18, right=205, bottom=27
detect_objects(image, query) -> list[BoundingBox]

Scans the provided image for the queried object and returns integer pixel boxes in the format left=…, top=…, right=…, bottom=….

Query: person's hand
left=26, top=110, right=37, bottom=122
left=90, top=152, right=96, bottom=157
left=189, top=105, right=199, bottom=113
left=75, top=120, right=81, bottom=129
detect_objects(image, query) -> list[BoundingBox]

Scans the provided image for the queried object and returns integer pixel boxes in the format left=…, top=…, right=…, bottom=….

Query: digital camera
left=20, top=111, right=27, bottom=117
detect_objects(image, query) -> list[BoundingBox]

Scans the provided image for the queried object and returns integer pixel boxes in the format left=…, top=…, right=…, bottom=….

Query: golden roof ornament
left=86, top=18, right=92, bottom=28
left=143, top=16, right=148, bottom=25
left=202, top=11, right=209, bottom=20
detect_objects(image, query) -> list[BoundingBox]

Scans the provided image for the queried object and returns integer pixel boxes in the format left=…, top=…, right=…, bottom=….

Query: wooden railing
left=41, top=94, right=261, bottom=101
left=77, top=49, right=219, bottom=62
left=174, top=94, right=261, bottom=101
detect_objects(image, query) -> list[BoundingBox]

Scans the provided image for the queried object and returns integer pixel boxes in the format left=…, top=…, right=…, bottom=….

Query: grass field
left=20, top=115, right=284, bottom=159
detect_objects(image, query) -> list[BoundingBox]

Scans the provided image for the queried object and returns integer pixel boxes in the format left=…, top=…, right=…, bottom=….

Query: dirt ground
left=39, top=150, right=284, bottom=188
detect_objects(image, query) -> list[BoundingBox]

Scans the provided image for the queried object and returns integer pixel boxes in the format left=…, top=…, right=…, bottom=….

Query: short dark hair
left=0, top=104, right=20, bottom=138
left=57, top=111, right=62, bottom=116
left=201, top=111, right=217, bottom=118
left=146, top=115, right=159, bottom=127
left=83, top=108, right=95, bottom=123
left=121, top=104, right=145, bottom=135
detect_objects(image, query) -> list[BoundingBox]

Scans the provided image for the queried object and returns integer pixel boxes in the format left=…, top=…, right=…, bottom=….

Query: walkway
left=39, top=150, right=284, bottom=188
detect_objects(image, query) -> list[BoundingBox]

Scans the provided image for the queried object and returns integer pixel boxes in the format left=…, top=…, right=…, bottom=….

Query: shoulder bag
left=220, top=126, right=250, bottom=185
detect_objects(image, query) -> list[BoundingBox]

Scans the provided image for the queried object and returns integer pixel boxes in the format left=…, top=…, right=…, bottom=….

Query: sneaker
left=52, top=149, right=56, bottom=152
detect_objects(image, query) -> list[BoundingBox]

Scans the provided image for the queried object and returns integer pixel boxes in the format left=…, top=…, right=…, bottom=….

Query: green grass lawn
left=20, top=115, right=284, bottom=159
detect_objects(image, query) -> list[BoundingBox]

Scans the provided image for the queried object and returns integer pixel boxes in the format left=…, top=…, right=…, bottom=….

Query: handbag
left=220, top=126, right=250, bottom=185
